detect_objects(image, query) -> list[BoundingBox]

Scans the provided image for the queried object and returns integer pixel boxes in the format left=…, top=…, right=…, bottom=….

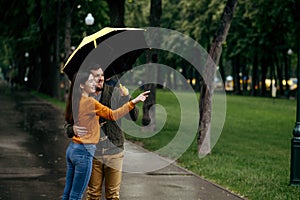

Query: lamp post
left=24, top=52, right=29, bottom=82
left=286, top=49, right=293, bottom=98
left=84, top=13, right=94, bottom=36
left=85, top=13, right=94, bottom=25
left=290, top=48, right=300, bottom=186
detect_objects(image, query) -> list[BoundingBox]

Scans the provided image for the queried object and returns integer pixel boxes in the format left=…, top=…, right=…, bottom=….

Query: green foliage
left=224, top=0, right=297, bottom=68
left=1, top=0, right=299, bottom=97
left=0, top=0, right=110, bottom=90
left=72, top=0, right=110, bottom=42
left=125, top=0, right=149, bottom=27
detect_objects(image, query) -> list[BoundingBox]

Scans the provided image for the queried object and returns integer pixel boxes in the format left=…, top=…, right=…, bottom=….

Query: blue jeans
left=62, top=142, right=96, bottom=200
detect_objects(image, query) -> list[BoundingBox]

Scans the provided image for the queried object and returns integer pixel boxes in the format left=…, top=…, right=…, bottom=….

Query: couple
left=62, top=64, right=149, bottom=200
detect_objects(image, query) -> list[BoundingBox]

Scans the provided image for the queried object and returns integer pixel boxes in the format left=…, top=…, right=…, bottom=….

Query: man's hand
left=73, top=125, right=88, bottom=137
left=119, top=84, right=129, bottom=96
left=64, top=123, right=75, bottom=138
left=131, top=90, right=150, bottom=104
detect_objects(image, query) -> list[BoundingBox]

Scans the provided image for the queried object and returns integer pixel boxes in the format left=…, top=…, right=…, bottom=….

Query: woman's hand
left=131, top=90, right=150, bottom=104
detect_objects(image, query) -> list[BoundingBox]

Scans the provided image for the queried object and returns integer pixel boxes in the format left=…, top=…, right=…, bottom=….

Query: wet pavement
left=0, top=86, right=68, bottom=200
left=0, top=85, right=245, bottom=200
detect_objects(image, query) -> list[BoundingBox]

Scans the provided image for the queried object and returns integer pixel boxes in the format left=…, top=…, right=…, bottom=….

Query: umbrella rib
left=93, top=39, right=97, bottom=48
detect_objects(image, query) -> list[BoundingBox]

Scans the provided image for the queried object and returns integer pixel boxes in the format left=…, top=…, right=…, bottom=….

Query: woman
left=62, top=71, right=149, bottom=200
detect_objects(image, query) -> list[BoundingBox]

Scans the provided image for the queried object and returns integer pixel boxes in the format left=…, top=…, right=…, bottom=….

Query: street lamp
left=24, top=52, right=29, bottom=82
left=286, top=49, right=293, bottom=98
left=85, top=13, right=94, bottom=25
left=290, top=48, right=300, bottom=186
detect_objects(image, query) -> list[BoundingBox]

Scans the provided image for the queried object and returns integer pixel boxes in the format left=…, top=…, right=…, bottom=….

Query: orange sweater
left=72, top=96, right=135, bottom=144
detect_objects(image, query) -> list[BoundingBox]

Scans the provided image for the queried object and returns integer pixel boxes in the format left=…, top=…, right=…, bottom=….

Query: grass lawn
left=33, top=87, right=300, bottom=199
left=125, top=89, right=300, bottom=200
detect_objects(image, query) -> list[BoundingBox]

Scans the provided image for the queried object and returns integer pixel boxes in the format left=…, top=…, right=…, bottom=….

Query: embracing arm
left=64, top=123, right=75, bottom=138
left=64, top=123, right=88, bottom=138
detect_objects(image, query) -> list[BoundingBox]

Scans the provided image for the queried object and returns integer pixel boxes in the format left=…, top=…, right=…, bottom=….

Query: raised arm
left=95, top=90, right=150, bottom=121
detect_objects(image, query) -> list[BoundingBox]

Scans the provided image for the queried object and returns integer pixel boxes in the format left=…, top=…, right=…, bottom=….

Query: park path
left=0, top=85, right=246, bottom=200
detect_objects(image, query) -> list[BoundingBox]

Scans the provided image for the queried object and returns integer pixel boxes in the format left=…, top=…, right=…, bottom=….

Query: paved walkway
left=0, top=85, right=246, bottom=200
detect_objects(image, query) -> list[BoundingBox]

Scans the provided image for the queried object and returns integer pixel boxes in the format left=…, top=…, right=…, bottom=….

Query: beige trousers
left=86, top=152, right=124, bottom=200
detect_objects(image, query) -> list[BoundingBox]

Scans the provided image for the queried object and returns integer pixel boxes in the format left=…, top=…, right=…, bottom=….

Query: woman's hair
left=65, top=71, right=92, bottom=124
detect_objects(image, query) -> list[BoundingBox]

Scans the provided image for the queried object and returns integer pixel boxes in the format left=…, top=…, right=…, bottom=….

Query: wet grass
left=31, top=91, right=66, bottom=110
left=126, top=90, right=300, bottom=200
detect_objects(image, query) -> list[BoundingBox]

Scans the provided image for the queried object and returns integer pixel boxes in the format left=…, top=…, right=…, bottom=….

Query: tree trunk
left=274, top=53, right=284, bottom=97
left=34, top=0, right=57, bottom=97
left=61, top=0, right=73, bottom=100
left=251, top=52, right=258, bottom=96
left=52, top=0, right=61, bottom=98
left=198, top=0, right=237, bottom=156
left=38, top=32, right=54, bottom=96
left=142, top=0, right=162, bottom=131
left=64, top=0, right=73, bottom=63
left=260, top=58, right=268, bottom=97
left=142, top=55, right=157, bottom=130
left=233, top=56, right=241, bottom=94
left=106, top=0, right=125, bottom=27
left=242, top=59, right=247, bottom=92
left=284, top=52, right=290, bottom=98
left=270, top=61, right=276, bottom=97
left=28, top=49, right=42, bottom=91
left=219, top=54, right=225, bottom=85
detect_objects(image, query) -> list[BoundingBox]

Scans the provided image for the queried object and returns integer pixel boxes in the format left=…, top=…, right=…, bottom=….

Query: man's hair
left=87, top=63, right=102, bottom=72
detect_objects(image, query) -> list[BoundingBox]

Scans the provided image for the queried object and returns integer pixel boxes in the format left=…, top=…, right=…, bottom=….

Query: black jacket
left=99, top=84, right=139, bottom=149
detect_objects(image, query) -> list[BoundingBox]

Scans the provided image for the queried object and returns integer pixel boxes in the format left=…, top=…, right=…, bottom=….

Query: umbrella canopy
left=62, top=27, right=148, bottom=80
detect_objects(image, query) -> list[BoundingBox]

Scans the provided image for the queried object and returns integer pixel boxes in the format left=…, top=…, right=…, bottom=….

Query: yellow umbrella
left=62, top=27, right=147, bottom=80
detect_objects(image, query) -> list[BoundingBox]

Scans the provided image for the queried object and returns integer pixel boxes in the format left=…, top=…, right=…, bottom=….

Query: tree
left=198, top=0, right=237, bottom=155
left=141, top=0, right=162, bottom=131
left=223, top=0, right=297, bottom=97
left=0, top=0, right=298, bottom=101
left=106, top=0, right=125, bottom=27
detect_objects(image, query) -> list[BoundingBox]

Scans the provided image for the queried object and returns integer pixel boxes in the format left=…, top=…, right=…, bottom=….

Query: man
left=66, top=65, right=139, bottom=200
